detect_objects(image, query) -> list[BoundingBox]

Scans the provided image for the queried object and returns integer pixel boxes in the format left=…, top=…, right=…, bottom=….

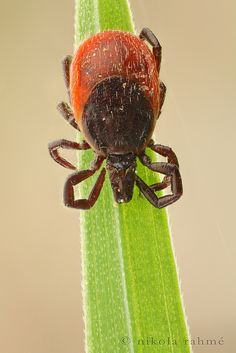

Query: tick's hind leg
left=139, top=29, right=165, bottom=113
left=64, top=156, right=106, bottom=210
left=139, top=27, right=162, bottom=72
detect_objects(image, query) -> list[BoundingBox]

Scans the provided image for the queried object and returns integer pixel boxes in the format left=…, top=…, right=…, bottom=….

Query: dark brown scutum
left=82, top=76, right=155, bottom=156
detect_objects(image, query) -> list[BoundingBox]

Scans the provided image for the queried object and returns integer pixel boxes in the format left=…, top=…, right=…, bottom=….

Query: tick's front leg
left=64, top=156, right=106, bottom=210
left=48, top=139, right=90, bottom=169
left=137, top=145, right=183, bottom=208
left=141, top=142, right=179, bottom=191
left=136, top=161, right=182, bottom=208
left=148, top=141, right=179, bottom=167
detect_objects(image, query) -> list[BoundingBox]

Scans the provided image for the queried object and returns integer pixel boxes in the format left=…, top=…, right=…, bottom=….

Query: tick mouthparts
left=106, top=154, right=136, bottom=204
left=106, top=152, right=136, bottom=170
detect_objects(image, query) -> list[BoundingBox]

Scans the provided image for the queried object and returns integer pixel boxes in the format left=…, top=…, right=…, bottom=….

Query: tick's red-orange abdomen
left=70, top=31, right=160, bottom=131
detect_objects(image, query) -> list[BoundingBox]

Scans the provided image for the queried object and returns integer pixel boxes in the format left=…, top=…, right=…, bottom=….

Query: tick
left=48, top=28, right=183, bottom=209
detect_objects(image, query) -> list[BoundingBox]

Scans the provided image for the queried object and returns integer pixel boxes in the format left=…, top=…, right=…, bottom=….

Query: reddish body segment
left=70, top=31, right=160, bottom=129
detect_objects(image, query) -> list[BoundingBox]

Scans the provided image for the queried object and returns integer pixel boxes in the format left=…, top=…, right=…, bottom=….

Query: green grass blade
left=74, top=1, right=191, bottom=352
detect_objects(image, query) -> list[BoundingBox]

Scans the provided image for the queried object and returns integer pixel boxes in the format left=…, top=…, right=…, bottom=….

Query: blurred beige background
left=0, top=0, right=235, bottom=352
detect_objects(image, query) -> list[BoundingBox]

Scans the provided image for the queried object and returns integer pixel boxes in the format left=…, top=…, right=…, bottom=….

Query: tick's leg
left=145, top=141, right=179, bottom=190
left=148, top=141, right=179, bottom=167
left=136, top=171, right=181, bottom=208
left=48, top=139, right=91, bottom=170
left=137, top=153, right=183, bottom=208
left=58, top=56, right=80, bottom=130
left=149, top=176, right=171, bottom=192
left=64, top=156, right=106, bottom=209
left=159, top=81, right=166, bottom=115
left=139, top=27, right=162, bottom=72
left=57, top=101, right=79, bottom=130
left=60, top=55, right=78, bottom=126
left=62, top=55, right=72, bottom=94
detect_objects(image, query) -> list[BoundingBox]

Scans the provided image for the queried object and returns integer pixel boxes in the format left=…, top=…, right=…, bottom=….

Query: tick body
left=49, top=28, right=183, bottom=209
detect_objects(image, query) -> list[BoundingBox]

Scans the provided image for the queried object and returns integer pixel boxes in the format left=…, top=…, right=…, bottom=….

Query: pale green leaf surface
left=74, top=1, right=191, bottom=352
